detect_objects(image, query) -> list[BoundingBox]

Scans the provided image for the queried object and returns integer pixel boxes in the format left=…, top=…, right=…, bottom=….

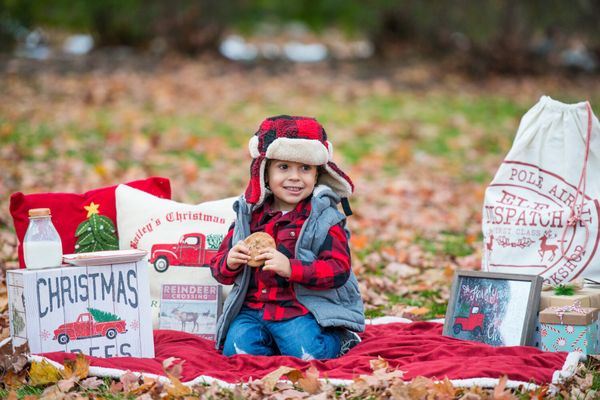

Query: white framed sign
left=7, top=261, right=154, bottom=358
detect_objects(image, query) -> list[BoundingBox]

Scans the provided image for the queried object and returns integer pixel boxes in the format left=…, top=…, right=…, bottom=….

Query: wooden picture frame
left=443, top=270, right=542, bottom=346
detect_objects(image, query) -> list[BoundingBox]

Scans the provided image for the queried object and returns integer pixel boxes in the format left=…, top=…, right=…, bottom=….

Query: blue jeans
left=223, top=307, right=341, bottom=359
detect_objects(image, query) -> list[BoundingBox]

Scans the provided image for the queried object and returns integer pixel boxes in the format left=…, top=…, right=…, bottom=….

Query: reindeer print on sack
left=538, top=230, right=558, bottom=262
left=485, top=234, right=494, bottom=252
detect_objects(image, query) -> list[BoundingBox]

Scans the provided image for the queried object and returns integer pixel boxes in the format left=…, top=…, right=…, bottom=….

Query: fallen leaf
left=165, top=374, right=193, bottom=397
left=431, top=377, right=456, bottom=399
left=349, top=376, right=375, bottom=397
left=493, top=375, right=517, bottom=399
left=574, top=372, right=594, bottom=391
left=350, top=234, right=369, bottom=250
left=465, top=233, right=478, bottom=244
left=270, top=388, right=309, bottom=399
left=79, top=376, right=104, bottom=390
left=285, top=368, right=304, bottom=383
left=373, top=368, right=404, bottom=381
left=385, top=262, right=419, bottom=278
left=460, top=393, right=483, bottom=400
left=389, top=380, right=410, bottom=398
left=527, top=384, right=550, bottom=399
left=306, top=391, right=331, bottom=400
left=13, top=342, right=30, bottom=357
left=130, top=376, right=159, bottom=395
left=11, top=354, right=29, bottom=373
left=163, top=356, right=185, bottom=378
left=57, top=376, right=78, bottom=392
left=297, top=366, right=321, bottom=394
left=370, top=356, right=389, bottom=372
left=261, top=366, right=299, bottom=391
left=40, top=384, right=66, bottom=399
left=402, top=306, right=431, bottom=319
left=3, top=370, right=27, bottom=388
left=28, top=359, right=62, bottom=386
left=109, top=380, right=123, bottom=393
left=408, top=376, right=433, bottom=399
left=120, top=371, right=140, bottom=392
left=62, top=353, right=89, bottom=380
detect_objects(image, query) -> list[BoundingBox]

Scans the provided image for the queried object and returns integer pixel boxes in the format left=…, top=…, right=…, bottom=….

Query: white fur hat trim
left=264, top=137, right=330, bottom=165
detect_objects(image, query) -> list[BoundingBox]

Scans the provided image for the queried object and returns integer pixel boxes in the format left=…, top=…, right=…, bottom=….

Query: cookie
left=244, top=232, right=276, bottom=267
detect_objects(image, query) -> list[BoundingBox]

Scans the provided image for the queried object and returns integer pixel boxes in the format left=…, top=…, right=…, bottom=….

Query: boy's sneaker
left=338, top=329, right=361, bottom=357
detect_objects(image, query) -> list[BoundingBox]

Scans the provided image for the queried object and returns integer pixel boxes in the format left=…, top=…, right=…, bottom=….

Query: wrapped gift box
left=536, top=306, right=599, bottom=355
left=7, top=260, right=154, bottom=358
left=539, top=288, right=600, bottom=310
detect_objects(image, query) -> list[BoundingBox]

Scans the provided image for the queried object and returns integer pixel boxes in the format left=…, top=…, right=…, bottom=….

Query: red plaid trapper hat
left=244, top=115, right=354, bottom=206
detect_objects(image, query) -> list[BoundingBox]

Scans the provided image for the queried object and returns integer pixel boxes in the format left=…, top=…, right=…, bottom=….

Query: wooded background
left=2, top=0, right=600, bottom=74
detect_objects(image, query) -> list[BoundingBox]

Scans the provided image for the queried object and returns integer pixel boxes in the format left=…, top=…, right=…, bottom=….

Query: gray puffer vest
left=214, top=185, right=365, bottom=350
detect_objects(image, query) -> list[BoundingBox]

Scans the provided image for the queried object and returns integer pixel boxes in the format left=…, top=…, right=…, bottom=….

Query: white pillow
left=116, top=184, right=236, bottom=329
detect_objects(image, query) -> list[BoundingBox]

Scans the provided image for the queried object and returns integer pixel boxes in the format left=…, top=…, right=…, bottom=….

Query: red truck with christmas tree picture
left=53, top=309, right=127, bottom=344
left=452, top=305, right=484, bottom=336
left=149, top=232, right=222, bottom=273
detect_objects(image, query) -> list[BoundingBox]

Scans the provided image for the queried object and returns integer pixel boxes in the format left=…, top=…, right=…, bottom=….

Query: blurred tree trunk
left=154, top=0, right=226, bottom=54
left=90, top=0, right=226, bottom=54
left=367, top=0, right=544, bottom=73
left=480, top=0, right=534, bottom=73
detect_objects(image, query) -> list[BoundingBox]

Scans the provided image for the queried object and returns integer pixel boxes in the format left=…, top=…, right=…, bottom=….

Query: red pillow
left=10, top=177, right=171, bottom=268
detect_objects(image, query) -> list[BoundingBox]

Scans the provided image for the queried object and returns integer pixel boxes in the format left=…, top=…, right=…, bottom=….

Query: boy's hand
left=226, top=240, right=251, bottom=270
left=258, top=248, right=291, bottom=278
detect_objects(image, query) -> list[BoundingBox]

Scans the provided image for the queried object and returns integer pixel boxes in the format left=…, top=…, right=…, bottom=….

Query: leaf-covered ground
left=1, top=54, right=600, bottom=398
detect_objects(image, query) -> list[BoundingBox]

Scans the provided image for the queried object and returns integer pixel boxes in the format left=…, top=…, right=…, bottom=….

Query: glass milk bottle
left=23, top=208, right=63, bottom=269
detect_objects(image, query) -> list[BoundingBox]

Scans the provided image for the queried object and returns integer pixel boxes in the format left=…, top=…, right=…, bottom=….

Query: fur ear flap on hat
left=244, top=115, right=354, bottom=206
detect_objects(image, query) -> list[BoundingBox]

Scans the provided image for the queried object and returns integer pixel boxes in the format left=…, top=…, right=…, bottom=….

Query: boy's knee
left=282, top=334, right=339, bottom=360
left=223, top=339, right=249, bottom=356
left=223, top=326, right=275, bottom=356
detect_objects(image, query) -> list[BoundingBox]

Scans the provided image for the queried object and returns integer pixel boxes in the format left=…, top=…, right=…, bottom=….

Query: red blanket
left=40, top=322, right=571, bottom=386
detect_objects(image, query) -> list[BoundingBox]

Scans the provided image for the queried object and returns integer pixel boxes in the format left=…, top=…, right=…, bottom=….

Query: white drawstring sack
left=482, top=96, right=600, bottom=285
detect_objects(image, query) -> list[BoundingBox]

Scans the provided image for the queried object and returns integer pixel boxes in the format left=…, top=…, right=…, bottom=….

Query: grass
left=1, top=90, right=525, bottom=172
left=416, top=232, right=475, bottom=258
left=0, top=386, right=43, bottom=398
left=297, top=93, right=527, bottom=176
left=388, top=290, right=448, bottom=319
left=0, top=381, right=134, bottom=400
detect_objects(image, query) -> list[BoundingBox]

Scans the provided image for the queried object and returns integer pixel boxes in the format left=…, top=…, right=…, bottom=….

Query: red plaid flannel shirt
left=210, top=196, right=352, bottom=321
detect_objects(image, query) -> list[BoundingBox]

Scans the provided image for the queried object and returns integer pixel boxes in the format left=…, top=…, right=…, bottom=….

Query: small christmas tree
left=457, top=302, right=471, bottom=318
left=206, top=234, right=225, bottom=250
left=74, top=202, right=118, bottom=253
left=87, top=307, right=121, bottom=322
left=12, top=307, right=24, bottom=335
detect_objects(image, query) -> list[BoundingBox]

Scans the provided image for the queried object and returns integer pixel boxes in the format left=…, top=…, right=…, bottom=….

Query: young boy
left=210, top=115, right=364, bottom=359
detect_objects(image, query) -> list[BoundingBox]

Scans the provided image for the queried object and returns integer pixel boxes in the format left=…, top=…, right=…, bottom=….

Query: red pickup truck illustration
left=149, top=233, right=221, bottom=273
left=452, top=305, right=484, bottom=336
left=53, top=311, right=127, bottom=344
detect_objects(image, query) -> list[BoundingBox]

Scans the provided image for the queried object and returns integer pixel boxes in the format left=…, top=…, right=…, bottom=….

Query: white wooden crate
left=7, top=260, right=154, bottom=358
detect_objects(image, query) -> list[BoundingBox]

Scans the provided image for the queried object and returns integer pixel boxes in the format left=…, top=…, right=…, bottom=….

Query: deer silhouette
left=171, top=307, right=199, bottom=332
left=538, top=232, right=558, bottom=261
left=485, top=234, right=494, bottom=252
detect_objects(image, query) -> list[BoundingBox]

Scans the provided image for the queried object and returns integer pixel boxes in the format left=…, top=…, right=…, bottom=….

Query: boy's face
left=266, top=160, right=318, bottom=212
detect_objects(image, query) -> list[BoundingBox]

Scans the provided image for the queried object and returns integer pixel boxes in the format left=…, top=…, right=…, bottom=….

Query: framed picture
left=443, top=270, right=542, bottom=346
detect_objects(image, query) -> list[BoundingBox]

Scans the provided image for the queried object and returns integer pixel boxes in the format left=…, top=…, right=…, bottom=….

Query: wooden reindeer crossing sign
left=159, top=284, right=222, bottom=340
left=7, top=260, right=154, bottom=358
